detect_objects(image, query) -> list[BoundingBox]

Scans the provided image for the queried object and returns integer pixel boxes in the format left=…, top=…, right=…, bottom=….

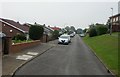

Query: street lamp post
left=110, top=8, right=113, bottom=35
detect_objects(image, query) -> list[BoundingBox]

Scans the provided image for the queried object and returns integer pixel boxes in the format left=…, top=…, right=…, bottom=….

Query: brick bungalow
left=109, top=13, right=120, bottom=32
left=0, top=18, right=55, bottom=43
left=0, top=18, right=30, bottom=38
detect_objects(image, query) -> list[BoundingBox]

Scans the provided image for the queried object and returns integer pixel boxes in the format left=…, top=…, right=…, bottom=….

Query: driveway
left=14, top=35, right=112, bottom=75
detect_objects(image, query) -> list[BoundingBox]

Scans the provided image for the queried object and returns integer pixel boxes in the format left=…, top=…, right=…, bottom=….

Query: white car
left=70, top=33, right=74, bottom=37
left=58, top=34, right=71, bottom=44
left=80, top=33, right=85, bottom=37
left=69, top=32, right=76, bottom=37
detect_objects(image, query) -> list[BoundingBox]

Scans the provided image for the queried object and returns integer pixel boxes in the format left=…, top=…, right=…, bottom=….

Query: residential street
left=14, top=35, right=112, bottom=75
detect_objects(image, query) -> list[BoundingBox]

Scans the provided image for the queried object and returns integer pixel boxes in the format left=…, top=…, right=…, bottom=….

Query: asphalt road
left=14, top=35, right=112, bottom=75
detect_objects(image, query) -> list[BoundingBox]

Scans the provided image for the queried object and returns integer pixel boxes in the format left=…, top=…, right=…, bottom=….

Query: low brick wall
left=10, top=40, right=41, bottom=53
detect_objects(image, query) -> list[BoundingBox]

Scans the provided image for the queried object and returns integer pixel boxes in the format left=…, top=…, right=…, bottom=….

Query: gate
left=2, top=37, right=12, bottom=55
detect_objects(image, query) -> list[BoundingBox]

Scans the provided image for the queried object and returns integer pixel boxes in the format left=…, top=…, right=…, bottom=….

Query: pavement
left=13, top=35, right=113, bottom=76
left=2, top=42, right=55, bottom=76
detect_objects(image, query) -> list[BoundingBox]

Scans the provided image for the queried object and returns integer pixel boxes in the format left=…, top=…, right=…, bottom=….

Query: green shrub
left=83, top=28, right=88, bottom=33
left=29, top=25, right=44, bottom=40
left=52, top=30, right=59, bottom=39
left=96, top=25, right=108, bottom=35
left=89, top=28, right=97, bottom=37
left=12, top=34, right=26, bottom=41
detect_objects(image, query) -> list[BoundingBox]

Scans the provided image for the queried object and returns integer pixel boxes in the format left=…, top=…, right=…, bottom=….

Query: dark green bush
left=52, top=30, right=59, bottom=39
left=83, top=28, right=88, bottom=33
left=29, top=25, right=44, bottom=40
left=96, top=25, right=108, bottom=35
left=13, top=34, right=26, bottom=41
left=89, top=28, right=97, bottom=37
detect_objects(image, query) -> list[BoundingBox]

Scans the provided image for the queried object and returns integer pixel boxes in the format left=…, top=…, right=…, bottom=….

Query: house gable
left=0, top=19, right=25, bottom=33
left=0, top=18, right=29, bottom=38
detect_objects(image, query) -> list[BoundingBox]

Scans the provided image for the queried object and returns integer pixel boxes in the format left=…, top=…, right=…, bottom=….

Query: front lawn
left=83, top=32, right=119, bottom=75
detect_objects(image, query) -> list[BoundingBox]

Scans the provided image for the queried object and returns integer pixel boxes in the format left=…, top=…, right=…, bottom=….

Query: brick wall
left=112, top=25, right=120, bottom=32
left=10, top=40, right=41, bottom=53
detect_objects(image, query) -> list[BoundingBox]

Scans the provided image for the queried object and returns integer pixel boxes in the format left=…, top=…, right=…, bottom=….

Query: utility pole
left=110, top=8, right=113, bottom=35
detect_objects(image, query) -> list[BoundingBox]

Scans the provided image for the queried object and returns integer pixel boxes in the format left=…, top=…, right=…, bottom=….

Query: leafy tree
left=83, top=28, right=88, bottom=33
left=89, top=27, right=97, bottom=37
left=96, top=24, right=108, bottom=35
left=65, top=26, right=70, bottom=32
left=70, top=26, right=76, bottom=32
left=88, top=23, right=108, bottom=37
left=89, top=24, right=95, bottom=28
left=52, top=30, right=59, bottom=39
left=29, top=25, right=44, bottom=40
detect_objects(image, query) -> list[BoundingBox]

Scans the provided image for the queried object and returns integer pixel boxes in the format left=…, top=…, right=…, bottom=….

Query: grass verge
left=83, top=32, right=119, bottom=75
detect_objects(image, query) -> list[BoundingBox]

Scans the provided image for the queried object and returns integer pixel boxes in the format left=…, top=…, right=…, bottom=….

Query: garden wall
left=10, top=40, right=41, bottom=53
left=40, top=34, right=48, bottom=43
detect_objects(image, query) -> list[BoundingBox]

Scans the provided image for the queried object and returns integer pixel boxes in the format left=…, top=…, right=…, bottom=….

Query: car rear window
left=60, top=36, right=68, bottom=39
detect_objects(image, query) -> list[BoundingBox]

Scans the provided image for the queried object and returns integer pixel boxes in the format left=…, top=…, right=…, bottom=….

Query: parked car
left=70, top=33, right=74, bottom=37
left=58, top=34, right=71, bottom=45
left=69, top=32, right=76, bottom=37
left=80, top=33, right=85, bottom=37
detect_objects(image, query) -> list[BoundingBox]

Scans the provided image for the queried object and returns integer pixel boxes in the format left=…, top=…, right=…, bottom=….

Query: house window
left=4, top=24, right=5, bottom=26
left=113, top=17, right=116, bottom=22
left=10, top=30, right=13, bottom=33
left=116, top=17, right=118, bottom=21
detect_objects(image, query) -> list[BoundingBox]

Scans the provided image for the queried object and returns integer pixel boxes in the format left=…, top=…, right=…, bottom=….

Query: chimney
left=34, top=22, right=37, bottom=24
left=43, top=24, right=45, bottom=26
left=48, top=25, right=50, bottom=27
left=17, top=21, right=19, bottom=24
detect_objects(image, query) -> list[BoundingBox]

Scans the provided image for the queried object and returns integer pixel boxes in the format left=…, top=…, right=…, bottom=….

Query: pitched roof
left=109, top=13, right=120, bottom=18
left=22, top=23, right=30, bottom=31
left=49, top=26, right=61, bottom=31
left=44, top=26, right=54, bottom=32
left=0, top=18, right=29, bottom=33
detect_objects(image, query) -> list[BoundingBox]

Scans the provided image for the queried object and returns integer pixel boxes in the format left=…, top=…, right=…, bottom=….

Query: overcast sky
left=0, top=1, right=119, bottom=29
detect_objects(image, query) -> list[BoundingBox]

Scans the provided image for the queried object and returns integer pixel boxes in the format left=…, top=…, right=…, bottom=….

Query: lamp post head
left=111, top=8, right=113, bottom=10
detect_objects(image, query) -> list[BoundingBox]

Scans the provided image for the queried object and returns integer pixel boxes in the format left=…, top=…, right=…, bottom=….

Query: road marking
left=22, top=55, right=33, bottom=58
left=16, top=56, right=29, bottom=61
left=27, top=52, right=38, bottom=56
left=16, top=55, right=33, bottom=61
